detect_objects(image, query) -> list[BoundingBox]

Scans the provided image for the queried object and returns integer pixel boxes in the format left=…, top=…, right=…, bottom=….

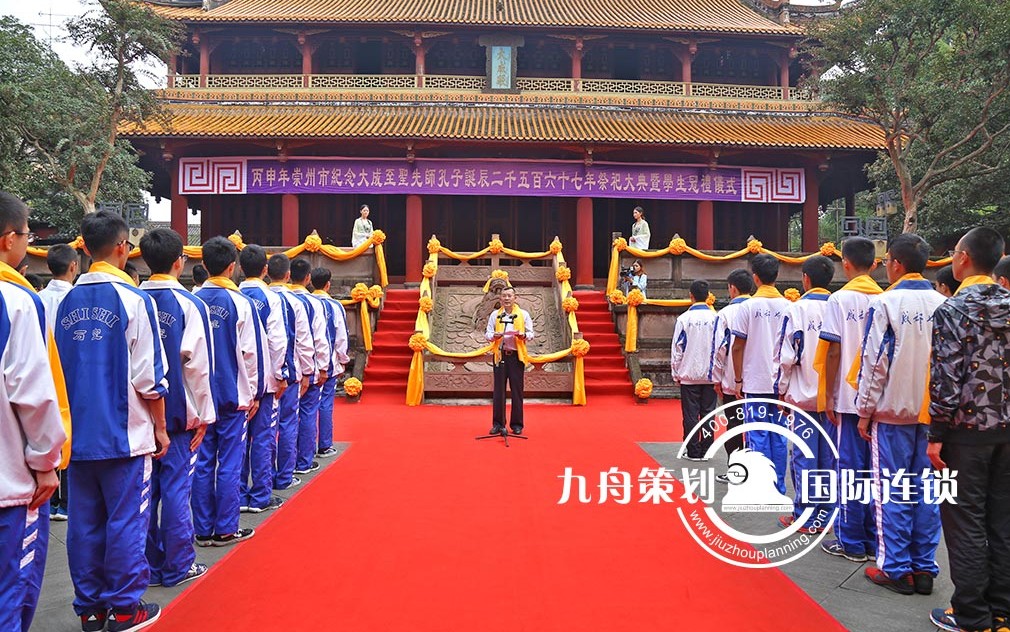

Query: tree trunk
left=900, top=183, right=918, bottom=234
left=83, top=199, right=97, bottom=214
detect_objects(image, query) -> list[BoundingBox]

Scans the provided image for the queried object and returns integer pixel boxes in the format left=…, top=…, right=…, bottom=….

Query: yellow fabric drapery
left=605, top=236, right=953, bottom=294
left=609, top=288, right=694, bottom=353
left=30, top=230, right=390, bottom=287
left=337, top=283, right=382, bottom=352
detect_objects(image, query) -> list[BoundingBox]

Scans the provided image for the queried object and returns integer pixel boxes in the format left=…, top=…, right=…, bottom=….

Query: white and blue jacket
left=271, top=285, right=315, bottom=380
left=290, top=286, right=331, bottom=379
left=314, top=292, right=350, bottom=375
left=774, top=289, right=830, bottom=410
left=140, top=278, right=217, bottom=433
left=0, top=281, right=66, bottom=507
left=55, top=271, right=168, bottom=460
left=671, top=303, right=717, bottom=385
left=195, top=282, right=261, bottom=411
left=240, top=279, right=290, bottom=393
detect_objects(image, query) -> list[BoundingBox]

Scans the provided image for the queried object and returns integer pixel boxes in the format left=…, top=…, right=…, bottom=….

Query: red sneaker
left=107, top=601, right=161, bottom=632
left=777, top=515, right=820, bottom=535
left=865, top=567, right=914, bottom=595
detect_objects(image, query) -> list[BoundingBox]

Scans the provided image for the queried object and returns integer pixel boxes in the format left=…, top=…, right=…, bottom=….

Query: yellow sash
left=492, top=305, right=529, bottom=365
left=0, top=261, right=72, bottom=468
left=147, top=274, right=177, bottom=283
left=957, top=275, right=997, bottom=293
left=90, top=261, right=136, bottom=286
left=206, top=276, right=240, bottom=291
left=753, top=285, right=783, bottom=299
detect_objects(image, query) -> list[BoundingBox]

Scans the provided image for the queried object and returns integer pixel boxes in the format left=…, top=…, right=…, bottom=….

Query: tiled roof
left=122, top=103, right=884, bottom=150
left=144, top=0, right=800, bottom=34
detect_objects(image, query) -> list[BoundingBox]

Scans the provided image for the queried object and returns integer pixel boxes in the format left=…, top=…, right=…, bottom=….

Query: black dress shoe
left=511, top=427, right=523, bottom=435
left=489, top=425, right=504, bottom=435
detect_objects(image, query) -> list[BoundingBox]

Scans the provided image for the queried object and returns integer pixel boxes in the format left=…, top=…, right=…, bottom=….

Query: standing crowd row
left=0, top=193, right=349, bottom=632
left=670, top=228, right=1010, bottom=632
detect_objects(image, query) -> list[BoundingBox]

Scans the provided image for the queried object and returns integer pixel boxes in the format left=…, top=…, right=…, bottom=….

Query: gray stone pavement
left=641, top=441, right=951, bottom=632
left=31, top=443, right=350, bottom=632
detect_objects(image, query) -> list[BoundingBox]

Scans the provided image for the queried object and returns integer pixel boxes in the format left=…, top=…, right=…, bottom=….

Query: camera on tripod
left=620, top=266, right=635, bottom=279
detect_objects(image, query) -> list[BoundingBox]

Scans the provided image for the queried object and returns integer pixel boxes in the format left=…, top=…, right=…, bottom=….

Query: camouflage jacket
left=929, top=283, right=1010, bottom=444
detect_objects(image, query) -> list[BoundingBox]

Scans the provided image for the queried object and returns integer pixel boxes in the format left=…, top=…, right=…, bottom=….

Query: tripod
left=475, top=427, right=528, bottom=448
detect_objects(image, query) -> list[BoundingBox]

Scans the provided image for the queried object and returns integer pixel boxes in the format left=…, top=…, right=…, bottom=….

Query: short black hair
left=935, top=265, right=961, bottom=294
left=841, top=236, right=876, bottom=270
left=802, top=255, right=834, bottom=289
left=311, top=267, right=331, bottom=290
left=192, top=264, right=209, bottom=284
left=289, top=258, right=311, bottom=283
left=0, top=191, right=29, bottom=235
left=46, top=244, right=77, bottom=277
left=993, top=256, right=1010, bottom=282
left=239, top=244, right=268, bottom=279
left=750, top=253, right=779, bottom=285
left=888, top=233, right=930, bottom=274
left=267, top=254, right=290, bottom=281
left=961, top=226, right=1005, bottom=273
left=81, top=210, right=128, bottom=258
left=689, top=279, right=710, bottom=303
left=26, top=273, right=44, bottom=291
left=727, top=268, right=755, bottom=295
left=201, top=236, right=237, bottom=276
left=140, top=228, right=183, bottom=275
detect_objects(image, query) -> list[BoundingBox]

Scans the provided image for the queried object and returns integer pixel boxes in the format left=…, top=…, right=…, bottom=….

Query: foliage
left=806, top=0, right=1010, bottom=234
left=0, top=1, right=182, bottom=228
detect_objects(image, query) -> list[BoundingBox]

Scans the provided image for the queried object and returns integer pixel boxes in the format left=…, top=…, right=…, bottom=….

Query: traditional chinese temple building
left=127, top=0, right=882, bottom=284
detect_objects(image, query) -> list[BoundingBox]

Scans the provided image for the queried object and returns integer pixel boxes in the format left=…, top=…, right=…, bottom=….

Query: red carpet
left=157, top=395, right=844, bottom=632
left=574, top=290, right=632, bottom=396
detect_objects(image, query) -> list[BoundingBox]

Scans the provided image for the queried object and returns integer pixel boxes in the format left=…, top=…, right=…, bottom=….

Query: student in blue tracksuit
left=138, top=229, right=216, bottom=588
left=56, top=210, right=169, bottom=632
left=193, top=237, right=260, bottom=547
left=288, top=259, right=330, bottom=476
left=311, top=267, right=350, bottom=458
left=267, top=254, right=314, bottom=489
left=0, top=192, right=66, bottom=632
left=239, top=245, right=290, bottom=512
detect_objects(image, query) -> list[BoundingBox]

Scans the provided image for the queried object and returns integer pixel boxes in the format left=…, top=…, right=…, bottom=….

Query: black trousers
left=939, top=441, right=1010, bottom=630
left=50, top=467, right=69, bottom=511
left=680, top=384, right=717, bottom=459
left=721, top=392, right=746, bottom=460
left=492, top=352, right=525, bottom=430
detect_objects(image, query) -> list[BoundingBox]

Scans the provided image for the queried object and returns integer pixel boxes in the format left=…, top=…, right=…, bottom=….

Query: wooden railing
left=169, top=73, right=817, bottom=101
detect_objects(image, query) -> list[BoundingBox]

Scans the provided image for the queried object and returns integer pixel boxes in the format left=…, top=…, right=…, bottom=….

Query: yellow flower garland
left=343, top=377, right=363, bottom=397
left=635, top=378, right=653, bottom=399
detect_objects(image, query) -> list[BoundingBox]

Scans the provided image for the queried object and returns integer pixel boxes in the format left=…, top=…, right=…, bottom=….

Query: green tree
left=0, top=1, right=182, bottom=228
left=807, top=0, right=1010, bottom=234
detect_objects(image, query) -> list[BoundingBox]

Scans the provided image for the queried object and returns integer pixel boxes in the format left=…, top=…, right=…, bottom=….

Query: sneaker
left=194, top=534, right=214, bottom=548
left=107, top=601, right=161, bottom=632
left=682, top=455, right=707, bottom=462
left=293, top=461, right=320, bottom=475
left=317, top=446, right=339, bottom=458
left=913, top=571, right=934, bottom=595
left=239, top=504, right=252, bottom=513
left=865, top=567, right=914, bottom=595
left=930, top=607, right=982, bottom=632
left=165, top=563, right=208, bottom=587
left=147, top=578, right=162, bottom=587
left=51, top=506, right=69, bottom=522
left=777, top=515, right=820, bottom=535
left=212, top=528, right=255, bottom=546
left=81, top=611, right=108, bottom=632
left=244, top=496, right=284, bottom=513
left=715, top=474, right=730, bottom=484
left=274, top=476, right=301, bottom=490
left=820, top=539, right=868, bottom=563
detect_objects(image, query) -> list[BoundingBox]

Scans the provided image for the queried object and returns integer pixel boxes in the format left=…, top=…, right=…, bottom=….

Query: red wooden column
left=571, top=38, right=583, bottom=91
left=198, top=38, right=209, bottom=88
left=413, top=36, right=427, bottom=88
left=780, top=52, right=791, bottom=100
left=406, top=195, right=423, bottom=283
left=696, top=200, right=714, bottom=250
left=802, top=168, right=820, bottom=252
left=576, top=196, right=593, bottom=287
left=300, top=36, right=312, bottom=87
left=281, top=194, right=299, bottom=246
left=169, top=160, right=188, bottom=242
